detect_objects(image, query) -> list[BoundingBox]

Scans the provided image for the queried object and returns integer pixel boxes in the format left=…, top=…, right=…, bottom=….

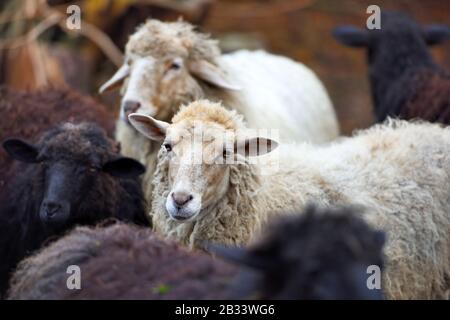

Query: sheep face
left=2, top=123, right=145, bottom=229
left=333, top=11, right=450, bottom=62
left=99, top=19, right=239, bottom=123
left=147, top=119, right=232, bottom=222
left=122, top=55, right=205, bottom=123
left=128, top=103, right=277, bottom=223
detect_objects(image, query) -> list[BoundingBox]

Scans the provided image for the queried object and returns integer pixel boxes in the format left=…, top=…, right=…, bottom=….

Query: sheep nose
left=43, top=201, right=62, bottom=218
left=172, top=192, right=193, bottom=207
left=123, top=100, right=141, bottom=115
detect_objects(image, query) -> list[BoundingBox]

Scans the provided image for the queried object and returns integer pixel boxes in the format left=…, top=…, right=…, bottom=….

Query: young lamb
left=0, top=122, right=148, bottom=297
left=0, top=86, right=115, bottom=189
left=128, top=99, right=450, bottom=299
left=333, top=11, right=450, bottom=124
left=99, top=18, right=339, bottom=204
left=7, top=205, right=385, bottom=300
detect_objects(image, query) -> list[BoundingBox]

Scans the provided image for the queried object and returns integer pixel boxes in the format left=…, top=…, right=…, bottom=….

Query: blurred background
left=0, top=0, right=449, bottom=134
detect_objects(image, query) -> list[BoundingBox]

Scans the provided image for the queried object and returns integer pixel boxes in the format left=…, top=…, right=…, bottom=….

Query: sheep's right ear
left=2, top=138, right=39, bottom=163
left=128, top=113, right=169, bottom=141
left=333, top=26, right=369, bottom=47
left=99, top=64, right=130, bottom=93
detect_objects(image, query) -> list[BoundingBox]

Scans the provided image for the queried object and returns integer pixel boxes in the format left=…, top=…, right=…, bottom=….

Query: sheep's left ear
left=333, top=26, right=369, bottom=47
left=103, top=157, right=146, bottom=178
left=189, top=60, right=241, bottom=91
left=423, top=24, right=450, bottom=46
left=2, top=138, right=39, bottom=163
left=235, top=137, right=278, bottom=157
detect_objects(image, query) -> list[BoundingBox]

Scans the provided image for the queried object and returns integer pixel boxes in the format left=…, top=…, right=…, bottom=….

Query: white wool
left=219, top=50, right=339, bottom=143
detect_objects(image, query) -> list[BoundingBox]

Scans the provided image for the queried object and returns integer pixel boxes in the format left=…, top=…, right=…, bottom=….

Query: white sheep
left=128, top=99, right=450, bottom=300
left=99, top=19, right=339, bottom=202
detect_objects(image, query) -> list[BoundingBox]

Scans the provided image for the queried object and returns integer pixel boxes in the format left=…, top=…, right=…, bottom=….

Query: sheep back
left=8, top=222, right=236, bottom=300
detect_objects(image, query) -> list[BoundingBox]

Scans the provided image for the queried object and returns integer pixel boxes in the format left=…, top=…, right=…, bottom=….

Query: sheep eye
left=169, top=61, right=181, bottom=71
left=163, top=143, right=172, bottom=152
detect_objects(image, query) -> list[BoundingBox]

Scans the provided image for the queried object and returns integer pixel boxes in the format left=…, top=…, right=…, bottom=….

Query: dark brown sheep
left=7, top=221, right=236, bottom=300
left=0, top=86, right=115, bottom=188
left=7, top=205, right=385, bottom=300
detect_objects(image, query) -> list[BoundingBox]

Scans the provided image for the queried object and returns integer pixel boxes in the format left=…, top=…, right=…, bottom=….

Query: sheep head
left=2, top=123, right=145, bottom=228
left=212, top=205, right=386, bottom=300
left=333, top=11, right=450, bottom=56
left=99, top=19, right=240, bottom=123
left=128, top=100, right=278, bottom=222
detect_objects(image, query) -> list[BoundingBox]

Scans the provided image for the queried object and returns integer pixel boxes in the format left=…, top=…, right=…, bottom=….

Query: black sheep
left=333, top=11, right=450, bottom=124
left=7, top=205, right=385, bottom=300
left=0, top=122, right=148, bottom=297
left=218, top=205, right=386, bottom=300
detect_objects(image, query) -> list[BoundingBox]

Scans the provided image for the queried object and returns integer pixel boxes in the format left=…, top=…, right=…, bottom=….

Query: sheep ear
left=209, top=244, right=276, bottom=271
left=2, top=138, right=39, bottom=163
left=210, top=245, right=251, bottom=265
left=374, top=230, right=386, bottom=249
left=333, top=26, right=369, bottom=47
left=128, top=113, right=169, bottom=141
left=189, top=60, right=241, bottom=91
left=99, top=64, right=130, bottom=93
left=423, top=24, right=450, bottom=46
left=235, top=137, right=278, bottom=157
left=103, top=157, right=146, bottom=178
left=314, top=264, right=384, bottom=300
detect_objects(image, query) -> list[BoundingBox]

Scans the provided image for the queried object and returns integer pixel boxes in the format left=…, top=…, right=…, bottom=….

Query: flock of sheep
left=0, top=11, right=449, bottom=300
